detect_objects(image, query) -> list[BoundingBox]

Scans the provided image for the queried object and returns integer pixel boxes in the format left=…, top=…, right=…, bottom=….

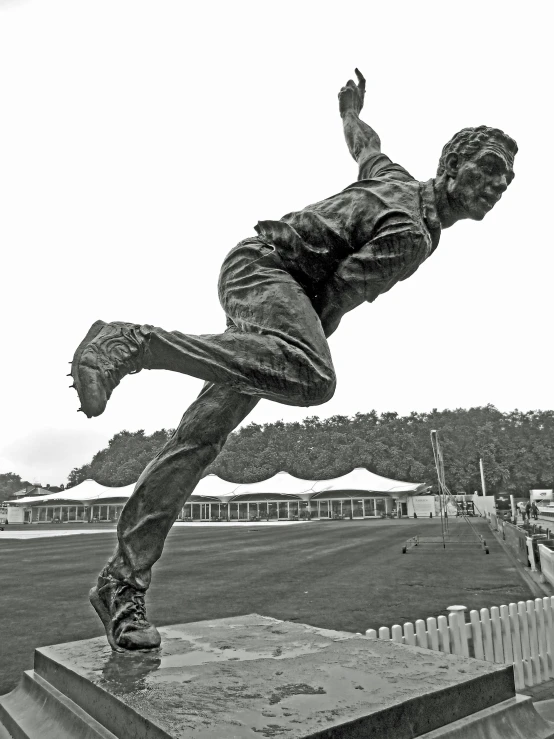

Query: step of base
left=0, top=670, right=117, bottom=739
left=420, top=694, right=554, bottom=738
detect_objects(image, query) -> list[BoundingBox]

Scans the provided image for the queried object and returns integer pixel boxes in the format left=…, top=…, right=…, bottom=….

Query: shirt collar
left=420, top=179, right=441, bottom=250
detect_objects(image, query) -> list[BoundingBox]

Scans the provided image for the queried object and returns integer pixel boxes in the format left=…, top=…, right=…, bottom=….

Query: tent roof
left=95, top=486, right=136, bottom=500
left=12, top=479, right=135, bottom=504
left=13, top=469, right=426, bottom=505
left=228, top=469, right=424, bottom=499
left=193, top=474, right=240, bottom=498
left=232, top=471, right=317, bottom=498
left=311, top=468, right=426, bottom=495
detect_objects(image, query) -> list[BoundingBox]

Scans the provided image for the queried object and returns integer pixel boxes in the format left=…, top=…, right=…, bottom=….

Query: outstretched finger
left=354, top=68, right=366, bottom=94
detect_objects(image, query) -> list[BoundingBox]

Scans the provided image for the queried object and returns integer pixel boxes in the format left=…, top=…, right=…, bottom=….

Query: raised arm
left=339, top=69, right=381, bottom=164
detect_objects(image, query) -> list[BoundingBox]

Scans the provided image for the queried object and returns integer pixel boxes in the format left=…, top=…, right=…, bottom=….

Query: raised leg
left=72, top=241, right=336, bottom=418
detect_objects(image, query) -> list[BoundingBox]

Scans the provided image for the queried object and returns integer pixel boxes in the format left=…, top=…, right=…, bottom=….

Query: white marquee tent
left=311, top=468, right=427, bottom=496
left=10, top=468, right=428, bottom=522
left=231, top=471, right=317, bottom=500
left=12, top=479, right=135, bottom=505
left=191, top=474, right=240, bottom=499
left=12, top=467, right=427, bottom=505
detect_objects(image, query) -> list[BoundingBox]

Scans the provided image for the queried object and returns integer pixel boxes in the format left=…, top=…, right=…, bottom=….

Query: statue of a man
left=71, top=71, right=517, bottom=651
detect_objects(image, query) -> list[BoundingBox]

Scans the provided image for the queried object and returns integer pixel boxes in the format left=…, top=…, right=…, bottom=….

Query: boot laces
left=114, top=584, right=148, bottom=624
left=95, top=327, right=145, bottom=390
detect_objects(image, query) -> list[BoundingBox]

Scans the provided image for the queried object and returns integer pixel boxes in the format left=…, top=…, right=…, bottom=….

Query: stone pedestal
left=1, top=614, right=553, bottom=738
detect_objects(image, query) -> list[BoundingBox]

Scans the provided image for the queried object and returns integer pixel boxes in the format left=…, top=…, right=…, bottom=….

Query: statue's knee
left=304, top=368, right=336, bottom=406
left=319, top=372, right=337, bottom=404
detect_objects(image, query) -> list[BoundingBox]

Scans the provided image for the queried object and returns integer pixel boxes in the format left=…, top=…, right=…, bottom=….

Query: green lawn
left=0, top=518, right=532, bottom=696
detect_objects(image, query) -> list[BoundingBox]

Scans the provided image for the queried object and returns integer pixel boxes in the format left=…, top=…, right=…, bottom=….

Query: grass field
left=0, top=517, right=532, bottom=696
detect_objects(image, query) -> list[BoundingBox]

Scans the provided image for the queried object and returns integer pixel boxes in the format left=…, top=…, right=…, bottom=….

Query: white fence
left=365, top=599, right=554, bottom=691
left=539, top=543, right=554, bottom=587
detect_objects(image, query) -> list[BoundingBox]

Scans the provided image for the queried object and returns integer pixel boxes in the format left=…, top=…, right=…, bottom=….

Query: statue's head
left=437, top=126, right=517, bottom=222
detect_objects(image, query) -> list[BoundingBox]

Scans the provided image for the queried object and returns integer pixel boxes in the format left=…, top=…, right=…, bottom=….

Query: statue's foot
left=71, top=320, right=148, bottom=418
left=90, top=570, right=161, bottom=652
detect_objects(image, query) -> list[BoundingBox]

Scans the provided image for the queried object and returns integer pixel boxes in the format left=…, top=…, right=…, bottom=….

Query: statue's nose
left=495, top=174, right=508, bottom=192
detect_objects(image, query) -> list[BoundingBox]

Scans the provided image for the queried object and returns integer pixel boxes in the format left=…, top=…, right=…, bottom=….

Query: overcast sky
left=0, top=0, right=551, bottom=486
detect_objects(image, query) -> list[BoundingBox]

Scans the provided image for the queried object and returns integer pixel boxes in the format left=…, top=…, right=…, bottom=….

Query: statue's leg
left=72, top=240, right=336, bottom=417
left=90, top=381, right=258, bottom=651
left=107, top=381, right=259, bottom=590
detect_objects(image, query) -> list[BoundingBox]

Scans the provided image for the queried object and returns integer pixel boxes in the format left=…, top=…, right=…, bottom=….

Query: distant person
left=525, top=501, right=532, bottom=523
left=531, top=502, right=539, bottom=520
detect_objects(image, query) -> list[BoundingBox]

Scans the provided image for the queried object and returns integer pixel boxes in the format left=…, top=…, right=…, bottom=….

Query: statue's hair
left=437, top=126, right=518, bottom=175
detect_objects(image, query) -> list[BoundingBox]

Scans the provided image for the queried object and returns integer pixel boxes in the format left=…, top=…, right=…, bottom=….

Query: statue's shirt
left=254, top=154, right=441, bottom=308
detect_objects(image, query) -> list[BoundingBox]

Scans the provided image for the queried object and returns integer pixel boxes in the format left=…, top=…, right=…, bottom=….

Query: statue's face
left=447, top=147, right=515, bottom=221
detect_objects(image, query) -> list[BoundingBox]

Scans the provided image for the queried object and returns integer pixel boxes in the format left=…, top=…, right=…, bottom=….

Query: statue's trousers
left=107, top=239, right=336, bottom=589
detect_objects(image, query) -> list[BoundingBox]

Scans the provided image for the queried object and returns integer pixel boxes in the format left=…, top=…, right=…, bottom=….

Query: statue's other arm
left=339, top=69, right=381, bottom=168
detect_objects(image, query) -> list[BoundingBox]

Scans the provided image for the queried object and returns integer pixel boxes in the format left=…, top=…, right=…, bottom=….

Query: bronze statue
left=70, top=70, right=517, bottom=651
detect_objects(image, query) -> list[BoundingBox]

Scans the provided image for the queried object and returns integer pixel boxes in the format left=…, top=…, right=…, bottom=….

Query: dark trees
left=65, top=406, right=554, bottom=495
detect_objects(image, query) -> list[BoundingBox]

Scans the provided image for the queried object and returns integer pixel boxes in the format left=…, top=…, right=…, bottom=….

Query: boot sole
left=71, top=320, right=107, bottom=418
left=89, top=585, right=124, bottom=652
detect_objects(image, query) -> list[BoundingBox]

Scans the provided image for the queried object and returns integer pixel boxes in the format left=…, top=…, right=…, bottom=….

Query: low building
left=10, top=469, right=429, bottom=523
left=181, top=469, right=429, bottom=521
left=11, top=485, right=53, bottom=499
left=9, top=479, right=134, bottom=524
left=2, top=486, right=59, bottom=523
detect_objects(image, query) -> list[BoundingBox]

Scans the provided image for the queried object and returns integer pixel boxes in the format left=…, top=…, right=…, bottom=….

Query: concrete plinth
left=1, top=614, right=553, bottom=738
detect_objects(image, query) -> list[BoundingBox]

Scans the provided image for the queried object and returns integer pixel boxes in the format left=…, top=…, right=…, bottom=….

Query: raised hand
left=338, top=68, right=366, bottom=117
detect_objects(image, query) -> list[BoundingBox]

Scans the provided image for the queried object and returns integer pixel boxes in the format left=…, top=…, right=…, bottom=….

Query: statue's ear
left=444, top=152, right=460, bottom=178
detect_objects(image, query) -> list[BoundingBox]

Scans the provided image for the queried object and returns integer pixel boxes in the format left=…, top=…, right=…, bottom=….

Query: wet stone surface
left=35, top=614, right=515, bottom=739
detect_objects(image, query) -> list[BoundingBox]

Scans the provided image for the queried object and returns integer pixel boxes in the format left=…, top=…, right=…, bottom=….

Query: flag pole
left=479, top=458, right=487, bottom=497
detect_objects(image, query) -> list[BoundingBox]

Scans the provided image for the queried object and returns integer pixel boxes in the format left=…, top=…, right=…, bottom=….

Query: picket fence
left=365, top=598, right=554, bottom=691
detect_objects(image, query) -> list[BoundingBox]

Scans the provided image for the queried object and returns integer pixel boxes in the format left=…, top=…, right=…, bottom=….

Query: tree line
left=0, top=473, right=33, bottom=500
left=0, top=473, right=65, bottom=499
left=65, top=406, right=554, bottom=495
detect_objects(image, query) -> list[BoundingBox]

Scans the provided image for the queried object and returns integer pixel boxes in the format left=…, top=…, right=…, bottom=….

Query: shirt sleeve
left=358, top=152, right=415, bottom=183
